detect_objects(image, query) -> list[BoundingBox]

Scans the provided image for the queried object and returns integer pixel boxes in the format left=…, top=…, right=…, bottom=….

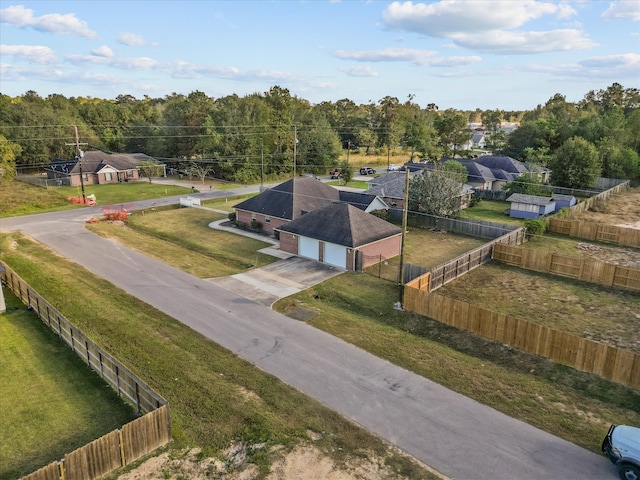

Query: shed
left=551, top=194, right=576, bottom=212
left=276, top=202, right=402, bottom=271
left=506, top=193, right=556, bottom=219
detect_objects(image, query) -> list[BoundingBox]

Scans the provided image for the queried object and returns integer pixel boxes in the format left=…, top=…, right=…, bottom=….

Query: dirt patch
left=437, top=263, right=640, bottom=355
left=116, top=444, right=441, bottom=480
left=286, top=306, right=319, bottom=322
left=571, top=187, right=640, bottom=229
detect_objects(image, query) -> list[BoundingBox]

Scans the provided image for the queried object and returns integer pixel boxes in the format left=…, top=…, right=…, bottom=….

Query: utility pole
left=397, top=167, right=410, bottom=307
left=65, top=125, right=88, bottom=203
left=293, top=125, right=297, bottom=178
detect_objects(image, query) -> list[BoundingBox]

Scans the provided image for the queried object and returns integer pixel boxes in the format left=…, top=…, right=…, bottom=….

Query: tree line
left=0, top=83, right=638, bottom=187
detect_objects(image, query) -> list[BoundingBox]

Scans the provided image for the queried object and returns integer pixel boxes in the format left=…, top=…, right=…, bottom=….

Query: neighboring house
left=234, top=177, right=388, bottom=235
left=456, top=159, right=498, bottom=190
left=506, top=193, right=556, bottom=219
left=551, top=194, right=576, bottom=212
left=367, top=169, right=474, bottom=209
left=471, top=132, right=487, bottom=149
left=276, top=202, right=402, bottom=271
left=45, top=151, right=157, bottom=186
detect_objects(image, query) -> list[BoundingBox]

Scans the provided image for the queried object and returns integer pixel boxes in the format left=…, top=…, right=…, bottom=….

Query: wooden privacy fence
left=2, top=264, right=166, bottom=414
left=492, top=243, right=640, bottom=292
left=548, top=218, right=640, bottom=248
left=21, top=406, right=171, bottom=480
left=425, top=227, right=525, bottom=292
left=568, top=179, right=629, bottom=214
left=402, top=286, right=640, bottom=389
left=0, top=262, right=172, bottom=480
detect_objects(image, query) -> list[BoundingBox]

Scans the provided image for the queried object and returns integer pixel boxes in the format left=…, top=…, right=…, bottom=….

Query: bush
left=228, top=212, right=236, bottom=222
left=250, top=220, right=262, bottom=230
left=524, top=218, right=547, bottom=239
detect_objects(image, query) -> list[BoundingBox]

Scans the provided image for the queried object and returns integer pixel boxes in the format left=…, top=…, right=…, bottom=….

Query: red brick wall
left=358, top=234, right=402, bottom=269
left=235, top=210, right=287, bottom=235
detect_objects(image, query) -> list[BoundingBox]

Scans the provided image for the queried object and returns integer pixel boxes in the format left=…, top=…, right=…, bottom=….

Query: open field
left=0, top=179, right=191, bottom=218
left=436, top=262, right=640, bottom=355
left=0, top=232, right=434, bottom=480
left=0, top=291, right=137, bottom=479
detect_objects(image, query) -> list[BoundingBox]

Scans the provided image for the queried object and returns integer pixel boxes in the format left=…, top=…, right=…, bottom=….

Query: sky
left=1, top=0, right=639, bottom=111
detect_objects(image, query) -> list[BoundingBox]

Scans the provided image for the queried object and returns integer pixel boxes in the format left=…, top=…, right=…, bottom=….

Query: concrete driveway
left=208, top=256, right=344, bottom=307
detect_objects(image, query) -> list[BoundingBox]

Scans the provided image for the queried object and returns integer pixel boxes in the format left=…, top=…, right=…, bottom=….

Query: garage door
left=324, top=242, right=347, bottom=269
left=299, top=237, right=319, bottom=260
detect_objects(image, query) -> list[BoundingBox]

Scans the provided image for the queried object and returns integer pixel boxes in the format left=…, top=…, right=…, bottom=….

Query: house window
left=127, top=171, right=134, bottom=178
left=265, top=218, right=271, bottom=224
left=82, top=173, right=88, bottom=181
left=105, top=172, right=112, bottom=181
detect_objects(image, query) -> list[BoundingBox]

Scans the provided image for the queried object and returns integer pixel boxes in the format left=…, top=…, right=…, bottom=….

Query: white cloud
left=0, top=44, right=57, bottom=63
left=0, top=5, right=97, bottom=38
left=452, top=29, right=597, bottom=54
left=332, top=48, right=480, bottom=67
left=601, top=1, right=640, bottom=21
left=333, top=48, right=437, bottom=65
left=381, top=0, right=594, bottom=54
left=339, top=65, right=379, bottom=77
left=117, top=32, right=157, bottom=46
left=91, top=45, right=113, bottom=57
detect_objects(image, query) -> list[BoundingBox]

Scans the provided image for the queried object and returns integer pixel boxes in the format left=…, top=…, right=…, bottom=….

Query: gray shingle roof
left=234, top=177, right=339, bottom=220
left=507, top=193, right=554, bottom=205
left=277, top=202, right=402, bottom=247
left=46, top=151, right=154, bottom=174
left=474, top=156, right=528, bottom=174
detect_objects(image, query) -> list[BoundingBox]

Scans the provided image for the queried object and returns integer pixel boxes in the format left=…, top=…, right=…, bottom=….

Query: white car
left=387, top=164, right=401, bottom=171
left=602, top=424, right=640, bottom=480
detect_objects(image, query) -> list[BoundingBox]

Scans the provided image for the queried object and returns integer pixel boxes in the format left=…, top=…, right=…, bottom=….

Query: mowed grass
left=0, top=180, right=192, bottom=217
left=87, top=206, right=276, bottom=277
left=0, top=291, right=137, bottom=479
left=461, top=199, right=525, bottom=226
left=0, top=232, right=433, bottom=480
left=437, top=262, right=640, bottom=354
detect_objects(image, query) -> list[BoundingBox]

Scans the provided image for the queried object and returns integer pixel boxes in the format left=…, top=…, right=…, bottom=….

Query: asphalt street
left=0, top=188, right=616, bottom=480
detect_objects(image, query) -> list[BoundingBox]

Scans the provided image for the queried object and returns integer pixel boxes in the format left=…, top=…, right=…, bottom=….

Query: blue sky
left=1, top=0, right=638, bottom=110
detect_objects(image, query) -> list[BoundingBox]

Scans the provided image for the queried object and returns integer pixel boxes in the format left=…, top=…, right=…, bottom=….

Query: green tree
left=502, top=172, right=549, bottom=197
left=442, top=159, right=467, bottom=183
left=0, top=134, right=22, bottom=180
left=137, top=160, right=164, bottom=183
left=408, top=166, right=462, bottom=218
left=549, top=137, right=602, bottom=189
left=434, top=111, right=471, bottom=157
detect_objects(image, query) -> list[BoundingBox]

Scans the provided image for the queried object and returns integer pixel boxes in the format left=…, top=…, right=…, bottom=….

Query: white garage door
left=324, top=242, right=347, bottom=269
left=299, top=237, right=320, bottom=260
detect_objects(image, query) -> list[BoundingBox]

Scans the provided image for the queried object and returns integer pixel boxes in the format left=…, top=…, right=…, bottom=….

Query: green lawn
left=0, top=232, right=433, bottom=479
left=0, top=291, right=137, bottom=479
left=462, top=199, right=524, bottom=225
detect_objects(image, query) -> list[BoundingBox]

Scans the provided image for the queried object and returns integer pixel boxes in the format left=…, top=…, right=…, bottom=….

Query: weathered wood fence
left=424, top=227, right=525, bottom=292
left=0, top=262, right=172, bottom=480
left=21, top=406, right=171, bottom=480
left=548, top=219, right=640, bottom=248
left=402, top=286, right=640, bottom=389
left=492, top=243, right=640, bottom=292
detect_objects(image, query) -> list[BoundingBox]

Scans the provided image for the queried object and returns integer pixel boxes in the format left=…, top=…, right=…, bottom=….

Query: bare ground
left=571, top=186, right=640, bottom=229
left=116, top=443, right=441, bottom=480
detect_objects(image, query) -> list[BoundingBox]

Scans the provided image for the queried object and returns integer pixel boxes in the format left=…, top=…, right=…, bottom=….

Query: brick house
left=276, top=202, right=402, bottom=271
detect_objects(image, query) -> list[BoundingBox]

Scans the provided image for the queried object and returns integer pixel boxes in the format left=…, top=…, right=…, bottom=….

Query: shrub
left=228, top=212, right=236, bottom=222
left=250, top=220, right=262, bottom=230
left=524, top=218, right=547, bottom=239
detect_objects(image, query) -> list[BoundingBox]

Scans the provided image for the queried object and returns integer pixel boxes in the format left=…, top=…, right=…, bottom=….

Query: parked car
left=387, top=164, right=401, bottom=171
left=330, top=169, right=342, bottom=179
left=602, top=424, right=640, bottom=480
left=359, top=166, right=375, bottom=175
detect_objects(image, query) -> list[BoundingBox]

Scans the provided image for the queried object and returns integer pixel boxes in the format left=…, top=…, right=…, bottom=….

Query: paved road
left=0, top=196, right=615, bottom=480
